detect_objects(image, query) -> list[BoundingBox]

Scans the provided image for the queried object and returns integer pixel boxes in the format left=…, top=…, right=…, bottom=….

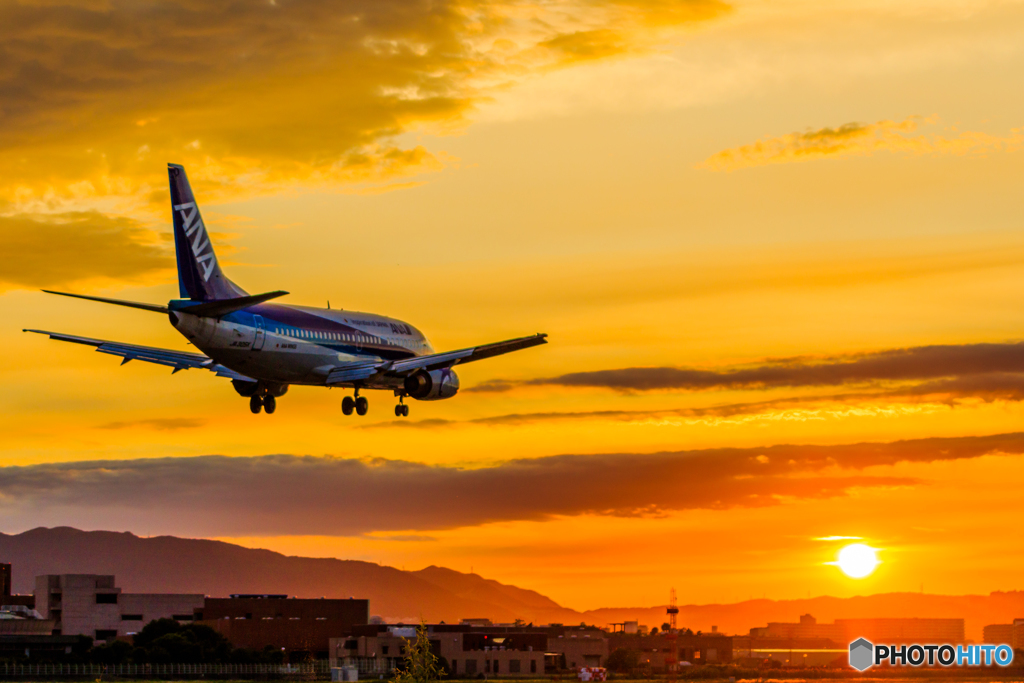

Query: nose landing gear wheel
left=394, top=404, right=409, bottom=417
left=264, top=395, right=277, bottom=414
left=249, top=395, right=263, bottom=414
left=341, top=396, right=355, bottom=415
left=355, top=396, right=369, bottom=416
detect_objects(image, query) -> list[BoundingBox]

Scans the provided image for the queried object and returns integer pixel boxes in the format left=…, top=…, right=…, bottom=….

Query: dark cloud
left=1, top=432, right=1021, bottom=536
left=370, top=375, right=1024, bottom=430
left=472, top=342, right=1024, bottom=393
left=0, top=211, right=171, bottom=289
left=98, top=418, right=207, bottom=431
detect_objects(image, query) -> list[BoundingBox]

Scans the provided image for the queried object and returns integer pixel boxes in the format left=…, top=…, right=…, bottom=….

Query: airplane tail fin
left=168, top=163, right=248, bottom=301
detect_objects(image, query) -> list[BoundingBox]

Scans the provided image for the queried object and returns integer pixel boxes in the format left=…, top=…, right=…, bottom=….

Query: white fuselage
left=170, top=302, right=433, bottom=389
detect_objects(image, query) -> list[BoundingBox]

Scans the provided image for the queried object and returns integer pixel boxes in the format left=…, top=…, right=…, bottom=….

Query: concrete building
left=983, top=619, right=1024, bottom=648
left=195, top=595, right=369, bottom=657
left=750, top=614, right=845, bottom=641
left=750, top=614, right=965, bottom=646
left=0, top=563, right=33, bottom=611
left=608, top=632, right=733, bottom=670
left=547, top=627, right=609, bottom=669
left=834, top=618, right=964, bottom=644
left=332, top=624, right=549, bottom=677
left=34, top=574, right=203, bottom=641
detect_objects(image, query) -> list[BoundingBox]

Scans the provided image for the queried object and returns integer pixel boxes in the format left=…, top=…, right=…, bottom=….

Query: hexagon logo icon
left=849, top=638, right=874, bottom=671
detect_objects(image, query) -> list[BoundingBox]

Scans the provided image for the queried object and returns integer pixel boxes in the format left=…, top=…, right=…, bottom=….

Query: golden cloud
left=0, top=211, right=172, bottom=290
left=0, top=0, right=730, bottom=217
left=699, top=116, right=1024, bottom=171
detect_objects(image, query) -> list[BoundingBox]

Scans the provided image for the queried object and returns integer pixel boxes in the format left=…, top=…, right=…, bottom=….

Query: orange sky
left=2, top=0, right=1024, bottom=613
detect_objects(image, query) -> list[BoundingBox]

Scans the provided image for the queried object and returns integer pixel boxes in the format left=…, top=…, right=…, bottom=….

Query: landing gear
left=395, top=396, right=409, bottom=417
left=342, top=388, right=368, bottom=416
left=249, top=395, right=262, bottom=414
left=263, top=395, right=277, bottom=414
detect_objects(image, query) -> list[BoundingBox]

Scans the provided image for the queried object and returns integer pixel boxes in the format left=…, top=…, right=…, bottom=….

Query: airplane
left=24, top=163, right=547, bottom=417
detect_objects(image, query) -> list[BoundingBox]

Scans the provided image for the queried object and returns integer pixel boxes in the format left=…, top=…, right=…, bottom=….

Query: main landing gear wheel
left=341, top=396, right=355, bottom=415
left=263, top=395, right=277, bottom=414
left=355, top=396, right=369, bottom=416
left=395, top=404, right=409, bottom=417
left=250, top=395, right=263, bottom=414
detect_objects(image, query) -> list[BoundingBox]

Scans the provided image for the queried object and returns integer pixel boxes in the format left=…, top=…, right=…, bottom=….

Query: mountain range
left=2, top=527, right=1021, bottom=640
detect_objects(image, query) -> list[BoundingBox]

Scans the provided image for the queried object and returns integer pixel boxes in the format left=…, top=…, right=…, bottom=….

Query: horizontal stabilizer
left=42, top=290, right=168, bottom=314
left=178, top=291, right=289, bottom=318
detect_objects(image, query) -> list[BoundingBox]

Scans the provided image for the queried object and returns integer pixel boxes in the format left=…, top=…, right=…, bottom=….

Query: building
left=195, top=595, right=369, bottom=657
left=834, top=618, right=964, bottom=644
left=749, top=614, right=844, bottom=641
left=333, top=624, right=555, bottom=677
left=0, top=602, right=82, bottom=661
left=0, top=563, right=34, bottom=610
left=547, top=627, right=609, bottom=669
left=34, top=574, right=203, bottom=641
left=608, top=631, right=733, bottom=670
left=749, top=615, right=965, bottom=646
left=983, top=619, right=1024, bottom=648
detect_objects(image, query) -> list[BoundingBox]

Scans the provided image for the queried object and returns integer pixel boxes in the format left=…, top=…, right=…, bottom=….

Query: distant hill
left=2, top=527, right=1022, bottom=640
left=578, top=592, right=1024, bottom=642
left=0, top=527, right=580, bottom=623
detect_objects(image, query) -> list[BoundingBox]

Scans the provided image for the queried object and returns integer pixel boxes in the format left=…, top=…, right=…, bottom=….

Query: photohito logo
left=848, top=638, right=1014, bottom=671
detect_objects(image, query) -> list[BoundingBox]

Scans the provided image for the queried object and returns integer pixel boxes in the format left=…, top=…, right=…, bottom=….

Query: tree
left=605, top=648, right=641, bottom=673
left=392, top=624, right=445, bottom=683
left=128, top=619, right=232, bottom=663
left=650, top=627, right=658, bottom=636
left=661, top=623, right=671, bottom=632
left=91, top=639, right=133, bottom=664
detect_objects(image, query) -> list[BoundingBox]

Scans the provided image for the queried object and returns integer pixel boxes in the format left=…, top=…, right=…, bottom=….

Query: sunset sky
left=3, top=0, right=1024, bottom=614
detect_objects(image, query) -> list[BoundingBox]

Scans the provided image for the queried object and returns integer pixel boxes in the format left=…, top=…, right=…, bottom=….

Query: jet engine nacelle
left=404, top=369, right=460, bottom=401
left=232, top=379, right=288, bottom=398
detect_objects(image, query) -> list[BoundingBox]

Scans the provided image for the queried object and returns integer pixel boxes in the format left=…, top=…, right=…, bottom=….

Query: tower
left=667, top=588, right=679, bottom=631
left=665, top=588, right=679, bottom=681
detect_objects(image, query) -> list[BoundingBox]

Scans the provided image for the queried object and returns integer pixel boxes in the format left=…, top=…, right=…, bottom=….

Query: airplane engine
left=404, top=369, right=460, bottom=401
left=232, top=379, right=288, bottom=398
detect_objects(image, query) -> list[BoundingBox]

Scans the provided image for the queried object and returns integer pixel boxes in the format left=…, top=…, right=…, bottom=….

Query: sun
left=834, top=543, right=880, bottom=578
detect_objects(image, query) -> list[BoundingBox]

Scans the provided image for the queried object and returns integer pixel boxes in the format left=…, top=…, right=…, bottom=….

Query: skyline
left=3, top=0, right=1024, bottom=612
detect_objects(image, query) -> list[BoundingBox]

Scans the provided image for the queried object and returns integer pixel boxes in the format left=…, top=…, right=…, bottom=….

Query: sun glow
left=833, top=543, right=881, bottom=578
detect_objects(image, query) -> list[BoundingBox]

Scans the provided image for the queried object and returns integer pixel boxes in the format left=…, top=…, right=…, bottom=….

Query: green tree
left=392, top=624, right=445, bottom=683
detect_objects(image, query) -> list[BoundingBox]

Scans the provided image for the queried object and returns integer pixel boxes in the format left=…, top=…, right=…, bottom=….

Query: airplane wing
left=23, top=329, right=255, bottom=381
left=326, top=333, right=547, bottom=385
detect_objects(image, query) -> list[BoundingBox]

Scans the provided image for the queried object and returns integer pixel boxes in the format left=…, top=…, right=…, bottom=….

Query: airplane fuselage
left=170, top=300, right=436, bottom=390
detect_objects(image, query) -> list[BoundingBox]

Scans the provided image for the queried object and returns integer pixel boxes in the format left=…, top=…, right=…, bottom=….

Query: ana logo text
left=174, top=201, right=217, bottom=281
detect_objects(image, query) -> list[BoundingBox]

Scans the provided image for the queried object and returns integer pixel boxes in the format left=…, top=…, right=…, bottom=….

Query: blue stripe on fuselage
left=173, top=300, right=424, bottom=360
